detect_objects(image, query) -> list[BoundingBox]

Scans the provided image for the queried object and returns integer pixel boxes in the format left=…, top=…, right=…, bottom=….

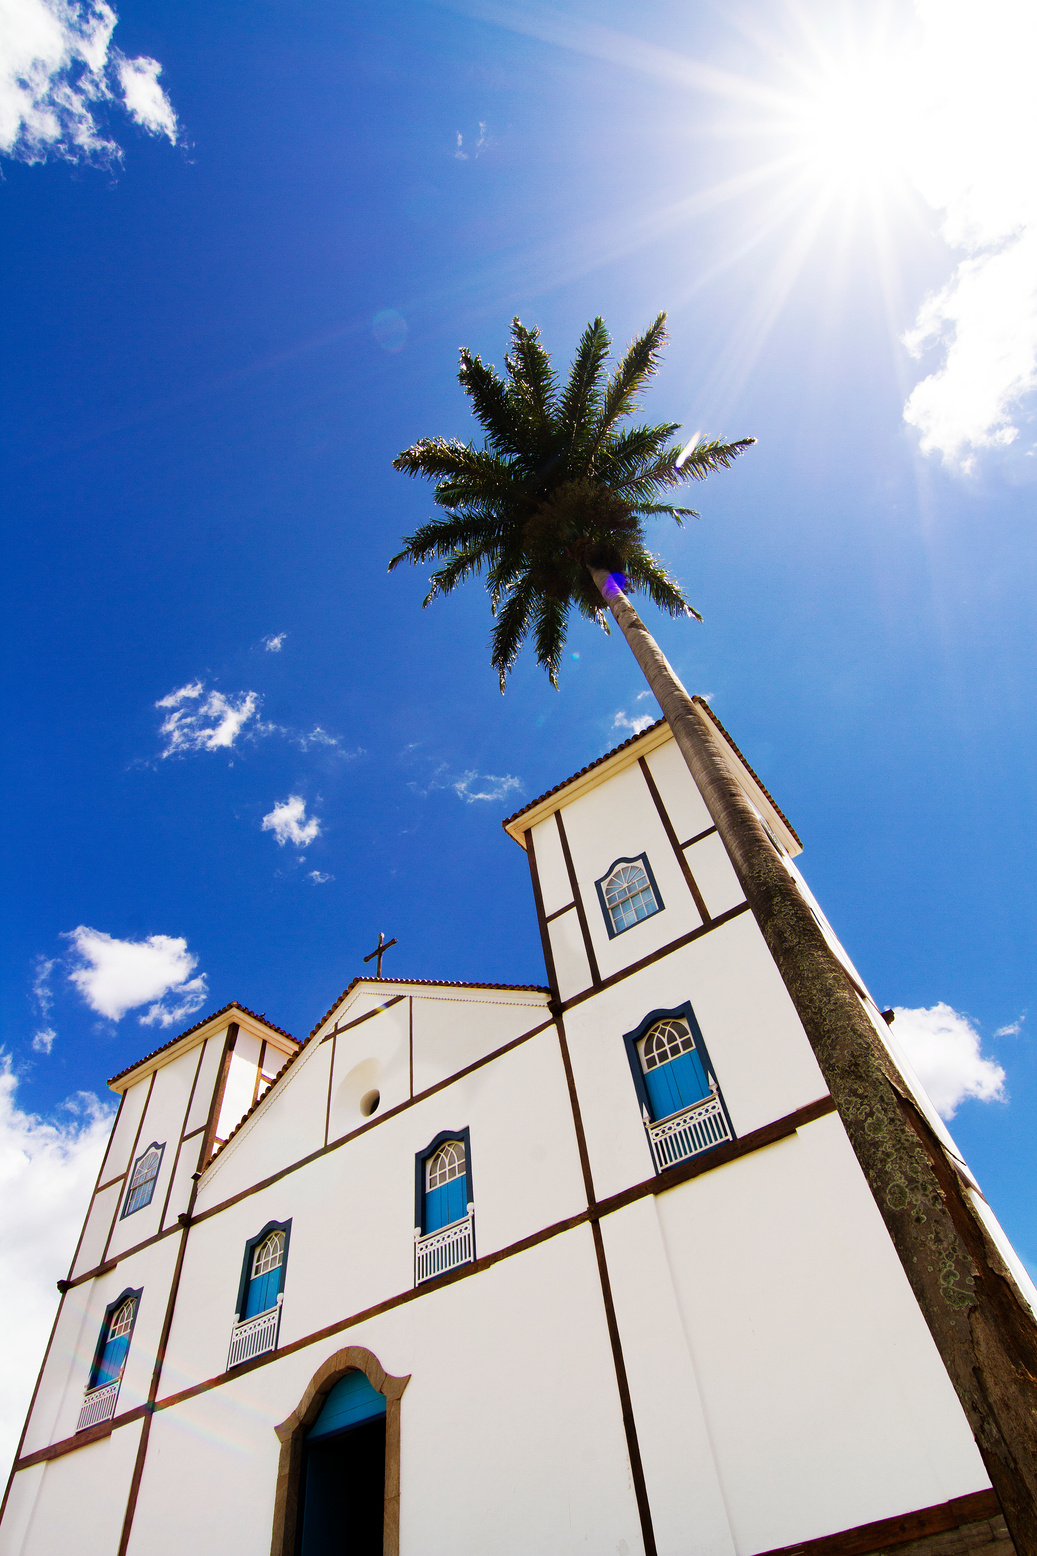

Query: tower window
left=91, top=1295, right=137, bottom=1388
left=639, top=1018, right=710, bottom=1120
left=595, top=854, right=664, bottom=937
left=624, top=1003, right=735, bottom=1172
left=121, top=1142, right=164, bottom=1217
left=78, top=1285, right=143, bottom=1429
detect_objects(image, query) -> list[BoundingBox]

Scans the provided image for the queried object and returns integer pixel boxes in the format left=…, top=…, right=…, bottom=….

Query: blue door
left=308, top=1371, right=386, bottom=1440
left=300, top=1372, right=386, bottom=1556
left=643, top=1049, right=709, bottom=1120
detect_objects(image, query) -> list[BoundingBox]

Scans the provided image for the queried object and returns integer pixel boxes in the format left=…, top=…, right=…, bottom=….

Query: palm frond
left=559, top=317, right=610, bottom=460
left=458, top=350, right=523, bottom=454
left=624, top=548, right=700, bottom=619
left=589, top=313, right=668, bottom=457
left=627, top=502, right=701, bottom=524
left=595, top=425, right=682, bottom=488
left=423, top=544, right=496, bottom=604
left=392, top=437, right=472, bottom=479
left=389, top=512, right=500, bottom=570
left=677, top=436, right=756, bottom=480
left=533, top=593, right=568, bottom=688
left=490, top=579, right=537, bottom=693
left=433, top=462, right=534, bottom=514
left=505, top=319, right=558, bottom=442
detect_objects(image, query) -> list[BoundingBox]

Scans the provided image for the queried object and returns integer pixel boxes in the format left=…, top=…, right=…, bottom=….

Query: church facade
left=0, top=708, right=1028, bottom=1556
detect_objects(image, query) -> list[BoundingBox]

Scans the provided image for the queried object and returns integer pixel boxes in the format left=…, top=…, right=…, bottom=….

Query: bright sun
left=779, top=46, right=917, bottom=199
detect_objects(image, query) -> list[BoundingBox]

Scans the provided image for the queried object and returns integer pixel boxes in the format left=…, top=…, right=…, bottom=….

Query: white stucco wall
left=656, top=1115, right=988, bottom=1553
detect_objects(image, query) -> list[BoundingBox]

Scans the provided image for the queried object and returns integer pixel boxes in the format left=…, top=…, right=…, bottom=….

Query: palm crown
left=391, top=312, right=753, bottom=690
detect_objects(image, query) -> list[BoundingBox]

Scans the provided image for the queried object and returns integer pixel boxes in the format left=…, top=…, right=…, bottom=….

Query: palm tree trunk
left=590, top=565, right=1037, bottom=1554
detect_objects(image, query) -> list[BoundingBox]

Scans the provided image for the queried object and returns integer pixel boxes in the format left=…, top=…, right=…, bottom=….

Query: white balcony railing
left=227, top=1301, right=280, bottom=1370
left=415, top=1208, right=475, bottom=1285
left=646, top=1089, right=732, bottom=1173
left=77, top=1380, right=121, bottom=1432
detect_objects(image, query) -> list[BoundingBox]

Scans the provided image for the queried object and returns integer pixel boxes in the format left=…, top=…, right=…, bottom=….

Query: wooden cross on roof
left=363, top=931, right=398, bottom=979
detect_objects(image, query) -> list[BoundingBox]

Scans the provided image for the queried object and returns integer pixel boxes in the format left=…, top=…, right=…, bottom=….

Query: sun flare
left=777, top=44, right=917, bottom=200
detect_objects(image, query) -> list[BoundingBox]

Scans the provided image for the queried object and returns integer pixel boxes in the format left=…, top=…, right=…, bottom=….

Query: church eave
left=308, top=975, right=551, bottom=1040
left=501, top=701, right=802, bottom=852
left=106, top=1001, right=299, bottom=1091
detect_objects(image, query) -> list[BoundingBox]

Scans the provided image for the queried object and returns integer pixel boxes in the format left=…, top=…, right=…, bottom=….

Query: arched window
left=639, top=1018, right=711, bottom=1120
left=92, top=1295, right=137, bottom=1388
left=596, top=854, right=663, bottom=937
left=78, top=1286, right=143, bottom=1429
left=122, top=1142, right=164, bottom=1217
left=228, top=1220, right=291, bottom=1368
left=425, top=1140, right=467, bottom=1232
left=245, top=1229, right=285, bottom=1318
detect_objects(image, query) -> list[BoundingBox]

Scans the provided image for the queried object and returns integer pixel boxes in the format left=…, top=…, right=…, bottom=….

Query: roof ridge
left=501, top=718, right=667, bottom=827
left=500, top=704, right=800, bottom=849
left=106, top=1001, right=298, bottom=1088
left=208, top=975, right=551, bottom=1166
left=692, top=698, right=801, bottom=848
left=309, top=975, right=550, bottom=1038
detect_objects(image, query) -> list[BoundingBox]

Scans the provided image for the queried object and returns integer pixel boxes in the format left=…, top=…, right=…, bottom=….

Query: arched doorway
left=271, top=1345, right=410, bottom=1556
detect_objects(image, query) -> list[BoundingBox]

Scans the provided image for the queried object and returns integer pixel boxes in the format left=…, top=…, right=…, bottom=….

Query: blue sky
left=2, top=0, right=1036, bottom=1464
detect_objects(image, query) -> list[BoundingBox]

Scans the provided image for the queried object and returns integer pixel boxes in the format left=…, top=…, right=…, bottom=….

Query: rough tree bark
left=590, top=565, right=1037, bottom=1555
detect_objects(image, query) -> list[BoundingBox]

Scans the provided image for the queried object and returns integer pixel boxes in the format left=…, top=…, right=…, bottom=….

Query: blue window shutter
left=644, top=1051, right=709, bottom=1120
left=244, top=1265, right=281, bottom=1317
left=95, top=1333, right=129, bottom=1387
left=307, top=1371, right=387, bottom=1440
left=425, top=1182, right=448, bottom=1232
left=671, top=1049, right=710, bottom=1108
left=426, top=1175, right=467, bottom=1232
left=444, top=1174, right=467, bottom=1224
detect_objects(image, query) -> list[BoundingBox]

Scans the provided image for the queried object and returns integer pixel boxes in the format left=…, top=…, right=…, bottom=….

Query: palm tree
left=391, top=314, right=1037, bottom=1551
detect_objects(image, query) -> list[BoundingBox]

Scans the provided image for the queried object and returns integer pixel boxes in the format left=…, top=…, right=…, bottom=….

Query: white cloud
left=0, top=0, right=178, bottom=166
left=612, top=708, right=656, bottom=736
left=893, top=1002, right=1006, bottom=1119
left=262, top=795, right=321, bottom=847
left=0, top=1059, right=114, bottom=1473
left=115, top=52, right=174, bottom=138
left=901, top=0, right=1037, bottom=468
left=409, top=763, right=523, bottom=804
left=454, top=121, right=487, bottom=161
left=31, top=1028, right=56, bottom=1054
left=995, top=1019, right=1024, bottom=1037
left=155, top=682, right=260, bottom=757
left=295, top=726, right=340, bottom=751
left=155, top=679, right=204, bottom=708
left=31, top=955, right=55, bottom=1016
left=262, top=633, right=286, bottom=652
left=450, top=771, right=522, bottom=804
left=308, top=870, right=333, bottom=884
left=65, top=926, right=208, bottom=1027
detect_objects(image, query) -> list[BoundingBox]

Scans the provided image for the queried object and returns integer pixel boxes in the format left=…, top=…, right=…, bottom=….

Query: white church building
left=0, top=706, right=1025, bottom=1556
